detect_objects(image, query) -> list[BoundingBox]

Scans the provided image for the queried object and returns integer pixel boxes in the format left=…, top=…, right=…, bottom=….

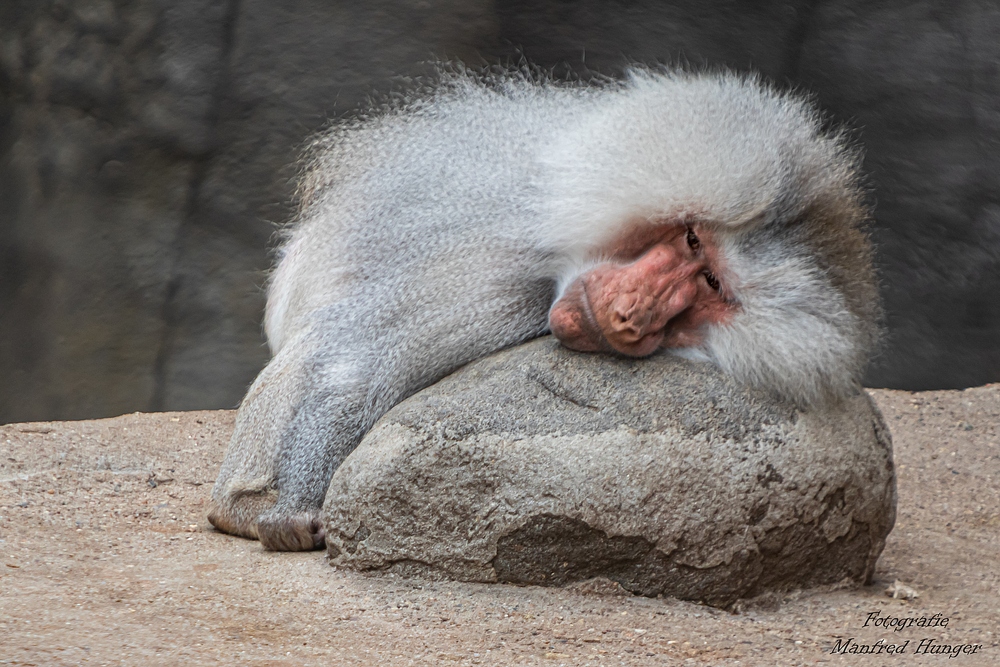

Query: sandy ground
left=1, top=386, right=998, bottom=666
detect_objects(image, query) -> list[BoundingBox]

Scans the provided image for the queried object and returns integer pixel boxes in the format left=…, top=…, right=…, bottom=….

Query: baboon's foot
left=207, top=487, right=278, bottom=540
left=255, top=510, right=326, bottom=551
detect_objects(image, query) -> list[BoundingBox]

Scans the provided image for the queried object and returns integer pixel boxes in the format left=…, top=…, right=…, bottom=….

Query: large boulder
left=323, top=338, right=896, bottom=607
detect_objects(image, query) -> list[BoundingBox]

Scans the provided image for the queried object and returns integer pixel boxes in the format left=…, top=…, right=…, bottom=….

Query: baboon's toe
left=256, top=511, right=326, bottom=551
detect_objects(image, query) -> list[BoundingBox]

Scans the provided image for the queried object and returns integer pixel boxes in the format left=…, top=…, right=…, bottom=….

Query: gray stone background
left=1, top=0, right=998, bottom=423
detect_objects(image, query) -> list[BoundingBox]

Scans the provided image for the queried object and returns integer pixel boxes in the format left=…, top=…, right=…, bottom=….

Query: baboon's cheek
left=661, top=296, right=739, bottom=349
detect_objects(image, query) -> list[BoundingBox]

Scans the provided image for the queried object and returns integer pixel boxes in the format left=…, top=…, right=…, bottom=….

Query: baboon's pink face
left=548, top=223, right=737, bottom=357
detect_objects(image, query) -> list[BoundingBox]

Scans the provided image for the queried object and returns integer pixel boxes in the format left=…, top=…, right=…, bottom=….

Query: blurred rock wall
left=1, top=0, right=998, bottom=422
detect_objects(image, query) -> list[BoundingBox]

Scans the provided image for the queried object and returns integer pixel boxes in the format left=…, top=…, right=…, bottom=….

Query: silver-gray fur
left=209, top=68, right=879, bottom=551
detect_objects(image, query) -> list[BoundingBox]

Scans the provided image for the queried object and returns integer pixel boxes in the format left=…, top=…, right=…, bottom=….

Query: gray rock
left=324, top=338, right=896, bottom=607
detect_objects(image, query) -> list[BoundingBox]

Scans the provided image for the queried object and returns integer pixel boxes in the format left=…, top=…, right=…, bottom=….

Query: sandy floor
left=1, top=386, right=998, bottom=666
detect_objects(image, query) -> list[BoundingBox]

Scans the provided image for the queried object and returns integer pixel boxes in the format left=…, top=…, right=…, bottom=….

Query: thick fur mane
left=274, top=66, right=878, bottom=406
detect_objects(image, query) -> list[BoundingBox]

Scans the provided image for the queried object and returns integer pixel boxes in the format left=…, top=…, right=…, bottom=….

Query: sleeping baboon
left=210, top=68, right=879, bottom=551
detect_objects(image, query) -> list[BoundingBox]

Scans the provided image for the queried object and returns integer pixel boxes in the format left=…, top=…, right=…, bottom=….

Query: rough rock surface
left=324, top=338, right=896, bottom=607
